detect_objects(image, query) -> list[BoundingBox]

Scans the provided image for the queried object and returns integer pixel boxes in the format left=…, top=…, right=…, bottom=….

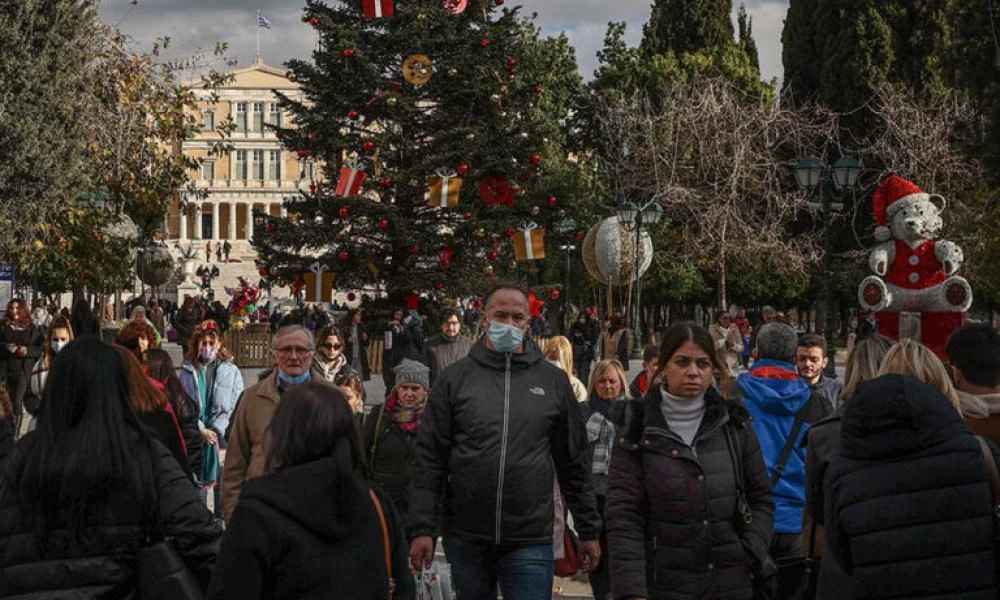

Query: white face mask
left=51, top=340, right=67, bottom=353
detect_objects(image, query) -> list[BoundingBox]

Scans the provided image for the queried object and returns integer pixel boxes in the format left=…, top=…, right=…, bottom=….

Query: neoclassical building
left=164, top=60, right=320, bottom=256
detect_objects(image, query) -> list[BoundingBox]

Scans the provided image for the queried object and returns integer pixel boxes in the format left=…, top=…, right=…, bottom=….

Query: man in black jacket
left=409, top=284, right=601, bottom=599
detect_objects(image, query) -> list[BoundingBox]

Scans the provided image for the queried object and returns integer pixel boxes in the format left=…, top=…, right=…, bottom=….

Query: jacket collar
left=468, top=336, right=543, bottom=370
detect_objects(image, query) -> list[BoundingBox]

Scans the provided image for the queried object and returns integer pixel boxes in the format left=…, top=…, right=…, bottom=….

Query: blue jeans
left=443, top=536, right=554, bottom=600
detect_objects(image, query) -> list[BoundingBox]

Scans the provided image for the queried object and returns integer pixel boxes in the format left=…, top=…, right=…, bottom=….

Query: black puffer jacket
left=0, top=435, right=222, bottom=598
left=825, top=374, right=999, bottom=600
left=606, top=387, right=775, bottom=600
left=363, top=401, right=418, bottom=515
left=409, top=337, right=601, bottom=544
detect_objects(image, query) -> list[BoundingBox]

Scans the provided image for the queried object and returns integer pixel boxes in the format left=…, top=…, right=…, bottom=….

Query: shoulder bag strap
left=770, top=399, right=812, bottom=488
left=976, top=436, right=1000, bottom=504
left=724, top=422, right=753, bottom=526
left=368, top=405, right=386, bottom=473
left=369, top=488, right=396, bottom=599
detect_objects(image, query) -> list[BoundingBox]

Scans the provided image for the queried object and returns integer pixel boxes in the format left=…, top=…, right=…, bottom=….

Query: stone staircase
left=162, top=241, right=289, bottom=305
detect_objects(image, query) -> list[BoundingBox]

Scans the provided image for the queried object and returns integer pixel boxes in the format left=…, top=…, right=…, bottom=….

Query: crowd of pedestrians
left=0, top=289, right=999, bottom=600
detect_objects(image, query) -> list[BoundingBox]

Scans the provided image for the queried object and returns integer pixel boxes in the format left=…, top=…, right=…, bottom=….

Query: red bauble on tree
left=266, top=224, right=276, bottom=233
left=530, top=153, right=541, bottom=165
left=435, top=283, right=445, bottom=291
left=574, top=230, right=585, bottom=241
left=549, top=289, right=561, bottom=300
left=533, top=84, right=543, bottom=95
left=506, top=227, right=516, bottom=238
left=297, top=149, right=310, bottom=158
left=507, top=57, right=518, bottom=67
left=410, top=245, right=420, bottom=254
left=547, top=195, right=558, bottom=207
left=463, top=211, right=472, bottom=220
left=343, top=48, right=356, bottom=58
left=479, top=39, right=490, bottom=48
left=379, top=177, right=392, bottom=188
left=347, top=292, right=357, bottom=302
left=378, top=218, right=390, bottom=230
left=362, top=140, right=376, bottom=152
left=487, top=250, right=499, bottom=262
left=348, top=110, right=359, bottom=120
left=338, top=207, right=350, bottom=219
left=338, top=251, right=350, bottom=261
left=258, top=267, right=269, bottom=277
left=309, top=17, right=320, bottom=26
left=456, top=163, right=469, bottom=175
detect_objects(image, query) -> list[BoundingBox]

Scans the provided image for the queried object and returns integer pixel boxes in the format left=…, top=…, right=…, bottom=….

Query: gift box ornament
left=512, top=223, right=545, bottom=261
left=335, top=157, right=367, bottom=198
left=426, top=168, right=463, bottom=208
left=362, top=0, right=395, bottom=18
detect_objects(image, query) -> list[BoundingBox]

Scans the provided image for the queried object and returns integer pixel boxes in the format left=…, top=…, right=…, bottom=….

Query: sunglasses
left=319, top=343, right=343, bottom=350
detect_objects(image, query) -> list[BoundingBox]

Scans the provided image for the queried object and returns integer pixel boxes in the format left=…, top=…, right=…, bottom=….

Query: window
left=300, top=160, right=314, bottom=180
left=252, top=102, right=265, bottom=132
left=252, top=150, right=265, bottom=180
left=235, top=150, right=248, bottom=180
left=200, top=160, right=215, bottom=181
left=268, top=150, right=281, bottom=180
left=268, top=104, right=281, bottom=129
left=200, top=110, right=215, bottom=132
left=235, top=102, right=248, bottom=132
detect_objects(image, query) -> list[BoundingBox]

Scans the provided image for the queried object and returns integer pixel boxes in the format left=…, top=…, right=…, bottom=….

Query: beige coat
left=220, top=372, right=336, bottom=520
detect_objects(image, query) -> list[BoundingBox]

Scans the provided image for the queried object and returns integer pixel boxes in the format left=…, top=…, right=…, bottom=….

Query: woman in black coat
left=606, top=322, right=775, bottom=600
left=0, top=337, right=222, bottom=598
left=208, top=381, right=414, bottom=600
left=824, top=374, right=1000, bottom=600
left=0, top=387, right=13, bottom=470
left=0, top=299, right=44, bottom=434
left=146, top=348, right=203, bottom=480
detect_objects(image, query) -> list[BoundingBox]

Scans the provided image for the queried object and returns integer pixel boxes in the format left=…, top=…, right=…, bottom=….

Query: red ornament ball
left=530, top=153, right=541, bottom=165
left=549, top=289, right=561, bottom=300
left=348, top=110, right=359, bottom=120
left=506, top=227, right=516, bottom=238
left=343, top=48, right=355, bottom=58
left=378, top=219, right=390, bottom=230
left=362, top=140, right=376, bottom=152
left=338, top=207, right=350, bottom=219
left=347, top=292, right=357, bottom=302
left=309, top=17, right=320, bottom=26
left=456, top=163, right=469, bottom=175
left=463, top=211, right=472, bottom=220
left=533, top=84, right=543, bottom=95
left=480, top=39, right=490, bottom=48
left=338, top=251, right=350, bottom=261
left=379, top=177, right=392, bottom=188
left=507, top=57, right=518, bottom=67
left=434, top=283, right=445, bottom=291
left=258, top=267, right=269, bottom=277
left=574, top=230, right=585, bottom=240
left=488, top=250, right=499, bottom=262
left=547, top=195, right=558, bottom=207
left=297, top=149, right=310, bottom=158
left=410, top=245, right=421, bottom=254
left=266, top=224, right=276, bottom=233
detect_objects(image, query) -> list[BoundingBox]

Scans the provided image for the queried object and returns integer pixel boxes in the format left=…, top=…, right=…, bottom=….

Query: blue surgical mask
left=487, top=321, right=524, bottom=353
left=278, top=370, right=311, bottom=386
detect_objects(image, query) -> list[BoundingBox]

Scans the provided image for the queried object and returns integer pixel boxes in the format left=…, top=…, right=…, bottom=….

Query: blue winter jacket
left=179, top=359, right=244, bottom=440
left=738, top=359, right=812, bottom=534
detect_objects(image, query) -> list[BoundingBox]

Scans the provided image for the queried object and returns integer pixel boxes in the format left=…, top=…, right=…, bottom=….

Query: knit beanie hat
left=394, top=358, right=430, bottom=390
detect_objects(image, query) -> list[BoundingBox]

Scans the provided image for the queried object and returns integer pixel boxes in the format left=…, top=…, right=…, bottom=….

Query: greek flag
left=257, top=10, right=272, bottom=29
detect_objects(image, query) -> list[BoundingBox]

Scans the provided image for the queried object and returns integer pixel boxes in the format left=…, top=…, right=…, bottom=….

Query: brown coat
left=220, top=373, right=337, bottom=521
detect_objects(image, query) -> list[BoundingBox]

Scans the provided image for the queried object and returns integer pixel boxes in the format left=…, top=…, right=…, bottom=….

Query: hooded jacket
left=207, top=453, right=414, bottom=600
left=738, top=359, right=829, bottom=534
left=825, top=374, right=999, bottom=600
left=409, top=337, right=601, bottom=545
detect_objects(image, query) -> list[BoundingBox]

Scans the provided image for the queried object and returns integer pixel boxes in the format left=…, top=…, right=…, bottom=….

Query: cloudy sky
left=98, top=0, right=790, bottom=84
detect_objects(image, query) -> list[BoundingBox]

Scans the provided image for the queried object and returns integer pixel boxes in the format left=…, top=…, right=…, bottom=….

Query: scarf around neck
left=386, top=392, right=425, bottom=433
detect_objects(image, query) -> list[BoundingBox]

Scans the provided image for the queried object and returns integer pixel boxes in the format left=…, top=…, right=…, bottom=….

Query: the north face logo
left=529, top=387, right=546, bottom=396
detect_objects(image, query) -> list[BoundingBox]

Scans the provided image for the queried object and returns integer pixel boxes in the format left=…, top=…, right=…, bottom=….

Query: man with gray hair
left=736, top=322, right=831, bottom=561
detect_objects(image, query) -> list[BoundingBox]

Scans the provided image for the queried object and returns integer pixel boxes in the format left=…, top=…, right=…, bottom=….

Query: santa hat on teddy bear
left=872, top=175, right=930, bottom=242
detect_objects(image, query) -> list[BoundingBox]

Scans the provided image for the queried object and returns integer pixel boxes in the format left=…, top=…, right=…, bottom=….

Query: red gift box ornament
left=425, top=168, right=463, bottom=208
left=335, top=157, right=367, bottom=198
left=438, top=246, right=456, bottom=269
left=478, top=177, right=518, bottom=207
left=362, top=0, right=395, bottom=18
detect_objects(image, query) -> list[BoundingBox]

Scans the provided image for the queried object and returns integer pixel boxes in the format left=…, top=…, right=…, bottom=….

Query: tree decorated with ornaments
left=252, top=0, right=595, bottom=300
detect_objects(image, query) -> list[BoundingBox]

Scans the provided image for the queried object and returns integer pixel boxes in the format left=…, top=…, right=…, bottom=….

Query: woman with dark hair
left=69, top=297, right=100, bottom=337
left=112, top=345, right=191, bottom=480
left=174, top=296, right=200, bottom=349
left=178, top=320, right=244, bottom=517
left=23, top=316, right=74, bottom=432
left=115, top=319, right=157, bottom=365
left=207, top=381, right=414, bottom=599
left=339, top=308, right=371, bottom=381
left=0, top=299, right=44, bottom=436
left=147, top=347, right=203, bottom=481
left=606, top=322, right=775, bottom=600
left=0, top=337, right=222, bottom=596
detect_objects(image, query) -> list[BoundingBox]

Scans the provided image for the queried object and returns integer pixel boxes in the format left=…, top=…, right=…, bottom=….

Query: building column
left=211, top=201, right=220, bottom=240
left=246, top=202, right=254, bottom=242
left=228, top=202, right=237, bottom=240
left=194, top=205, right=203, bottom=240
left=179, top=209, right=187, bottom=241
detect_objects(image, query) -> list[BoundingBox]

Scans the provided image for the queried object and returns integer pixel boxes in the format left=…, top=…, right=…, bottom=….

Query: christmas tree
left=253, top=0, right=591, bottom=300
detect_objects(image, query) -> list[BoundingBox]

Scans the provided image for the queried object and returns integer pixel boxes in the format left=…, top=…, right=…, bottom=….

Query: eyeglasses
left=318, top=343, right=343, bottom=350
left=275, top=346, right=313, bottom=357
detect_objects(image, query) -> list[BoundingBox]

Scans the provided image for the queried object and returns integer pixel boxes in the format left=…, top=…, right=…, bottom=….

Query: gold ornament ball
left=417, top=12, right=427, bottom=20
left=509, top=260, right=518, bottom=269
left=500, top=85, right=509, bottom=93
left=490, top=94, right=502, bottom=105
left=466, top=133, right=475, bottom=140
left=409, top=179, right=420, bottom=188
left=475, top=227, right=486, bottom=238
left=531, top=205, right=540, bottom=216
left=357, top=215, right=369, bottom=226
left=448, top=68, right=458, bottom=77
left=387, top=97, right=398, bottom=107
left=519, top=132, right=529, bottom=139
left=33, top=239, right=44, bottom=250
left=483, top=265, right=495, bottom=276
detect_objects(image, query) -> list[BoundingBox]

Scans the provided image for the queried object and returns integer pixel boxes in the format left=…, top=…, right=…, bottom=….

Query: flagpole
left=256, top=9, right=261, bottom=62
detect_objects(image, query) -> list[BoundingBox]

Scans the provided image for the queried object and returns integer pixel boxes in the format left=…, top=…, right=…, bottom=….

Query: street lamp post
left=793, top=154, right=861, bottom=339
left=616, top=200, right=664, bottom=358
left=556, top=217, right=578, bottom=334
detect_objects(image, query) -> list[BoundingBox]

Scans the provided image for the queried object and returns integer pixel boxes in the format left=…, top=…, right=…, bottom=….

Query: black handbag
left=772, top=520, right=820, bottom=600
left=137, top=454, right=205, bottom=600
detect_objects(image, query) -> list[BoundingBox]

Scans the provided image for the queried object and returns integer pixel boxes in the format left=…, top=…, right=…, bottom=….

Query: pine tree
left=254, top=0, right=591, bottom=299
left=736, top=4, right=760, bottom=73
left=780, top=0, right=821, bottom=103
left=640, top=0, right=734, bottom=57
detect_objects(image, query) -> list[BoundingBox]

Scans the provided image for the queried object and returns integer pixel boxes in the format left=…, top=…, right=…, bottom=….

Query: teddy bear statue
left=858, top=175, right=972, bottom=357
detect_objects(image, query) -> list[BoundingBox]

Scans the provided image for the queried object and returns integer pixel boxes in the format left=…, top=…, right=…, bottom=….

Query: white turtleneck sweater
left=660, top=387, right=706, bottom=447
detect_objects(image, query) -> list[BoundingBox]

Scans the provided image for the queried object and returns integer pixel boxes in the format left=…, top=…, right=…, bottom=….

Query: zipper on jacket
left=495, top=353, right=512, bottom=543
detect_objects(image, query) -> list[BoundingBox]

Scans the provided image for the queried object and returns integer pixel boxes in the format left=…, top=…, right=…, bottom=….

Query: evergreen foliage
left=640, top=0, right=734, bottom=57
